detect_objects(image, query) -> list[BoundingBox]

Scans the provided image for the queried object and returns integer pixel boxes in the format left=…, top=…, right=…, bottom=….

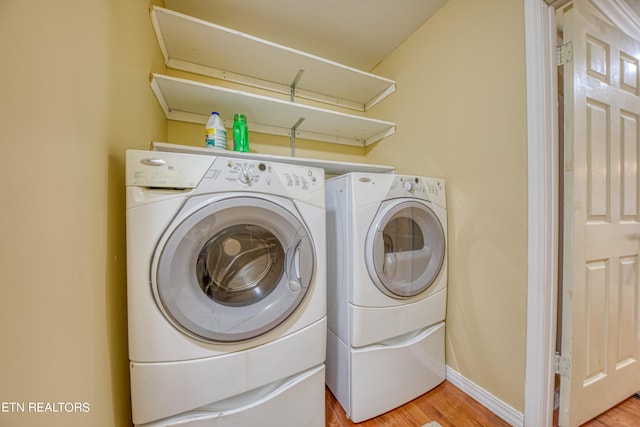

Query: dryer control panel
left=386, top=175, right=445, bottom=206
left=397, top=176, right=443, bottom=196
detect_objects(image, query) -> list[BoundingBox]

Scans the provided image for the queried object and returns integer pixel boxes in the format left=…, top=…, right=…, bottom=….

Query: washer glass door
left=365, top=199, right=445, bottom=298
left=153, top=196, right=315, bottom=342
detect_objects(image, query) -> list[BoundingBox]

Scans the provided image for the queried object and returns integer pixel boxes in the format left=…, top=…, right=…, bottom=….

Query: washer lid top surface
left=365, top=199, right=445, bottom=298
left=153, top=196, right=315, bottom=342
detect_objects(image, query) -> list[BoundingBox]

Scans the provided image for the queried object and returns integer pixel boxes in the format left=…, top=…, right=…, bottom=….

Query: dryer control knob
left=403, top=180, right=414, bottom=192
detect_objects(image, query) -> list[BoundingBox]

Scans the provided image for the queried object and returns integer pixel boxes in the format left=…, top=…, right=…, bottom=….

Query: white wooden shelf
left=150, top=74, right=396, bottom=147
left=152, top=142, right=396, bottom=176
left=150, top=6, right=396, bottom=112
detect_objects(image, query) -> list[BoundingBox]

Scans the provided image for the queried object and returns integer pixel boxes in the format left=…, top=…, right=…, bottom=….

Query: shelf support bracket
left=290, top=117, right=305, bottom=157
left=290, top=69, right=305, bottom=102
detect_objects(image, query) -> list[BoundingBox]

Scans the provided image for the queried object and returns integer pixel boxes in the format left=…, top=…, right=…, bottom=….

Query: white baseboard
left=445, top=366, right=524, bottom=427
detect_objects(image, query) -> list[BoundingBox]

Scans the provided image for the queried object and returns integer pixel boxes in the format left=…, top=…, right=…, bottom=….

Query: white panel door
left=560, top=2, right=640, bottom=426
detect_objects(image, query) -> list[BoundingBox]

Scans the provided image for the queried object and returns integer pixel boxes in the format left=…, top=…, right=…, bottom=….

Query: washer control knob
left=403, top=180, right=414, bottom=192
left=238, top=165, right=255, bottom=184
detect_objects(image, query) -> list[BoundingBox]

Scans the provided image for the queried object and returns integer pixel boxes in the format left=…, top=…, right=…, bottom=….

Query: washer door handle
left=288, top=240, right=302, bottom=291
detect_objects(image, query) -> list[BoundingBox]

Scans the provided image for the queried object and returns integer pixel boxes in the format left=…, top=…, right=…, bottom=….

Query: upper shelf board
left=150, top=74, right=396, bottom=147
left=150, top=6, right=396, bottom=112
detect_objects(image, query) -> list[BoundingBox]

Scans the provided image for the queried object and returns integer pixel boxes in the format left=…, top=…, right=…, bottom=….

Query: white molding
left=523, top=1, right=559, bottom=427
left=445, top=366, right=523, bottom=427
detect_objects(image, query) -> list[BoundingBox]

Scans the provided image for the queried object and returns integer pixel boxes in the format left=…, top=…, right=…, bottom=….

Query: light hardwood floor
left=559, top=393, right=640, bottom=427
left=325, top=381, right=640, bottom=426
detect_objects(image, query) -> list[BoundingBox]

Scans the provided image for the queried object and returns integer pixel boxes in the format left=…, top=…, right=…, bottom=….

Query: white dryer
left=125, top=150, right=326, bottom=426
left=324, top=172, right=447, bottom=423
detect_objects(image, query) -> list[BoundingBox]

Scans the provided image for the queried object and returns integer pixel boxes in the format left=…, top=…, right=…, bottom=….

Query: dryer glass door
left=366, top=200, right=445, bottom=298
left=153, top=196, right=315, bottom=342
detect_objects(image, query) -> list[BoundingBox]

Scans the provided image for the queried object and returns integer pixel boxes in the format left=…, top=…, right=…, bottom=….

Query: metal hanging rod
left=290, top=117, right=306, bottom=157
left=290, top=69, right=305, bottom=102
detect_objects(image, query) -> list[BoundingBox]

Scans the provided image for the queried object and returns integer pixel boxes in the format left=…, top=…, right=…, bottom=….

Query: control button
left=403, top=180, right=414, bottom=192
left=258, top=163, right=266, bottom=172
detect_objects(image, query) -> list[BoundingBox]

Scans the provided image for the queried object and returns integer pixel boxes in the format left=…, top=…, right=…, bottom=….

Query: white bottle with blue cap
left=205, top=112, right=227, bottom=150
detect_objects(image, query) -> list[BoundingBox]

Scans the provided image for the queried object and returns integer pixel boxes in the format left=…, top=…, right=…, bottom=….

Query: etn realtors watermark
left=2, top=401, right=90, bottom=413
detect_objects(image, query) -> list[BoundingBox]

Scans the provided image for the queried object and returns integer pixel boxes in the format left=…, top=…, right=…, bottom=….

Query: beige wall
left=0, top=0, right=529, bottom=426
left=0, top=0, right=165, bottom=425
left=367, top=0, right=528, bottom=411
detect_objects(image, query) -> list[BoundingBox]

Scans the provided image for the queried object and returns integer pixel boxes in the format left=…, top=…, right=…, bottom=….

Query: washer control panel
left=199, top=157, right=323, bottom=201
left=126, top=149, right=325, bottom=205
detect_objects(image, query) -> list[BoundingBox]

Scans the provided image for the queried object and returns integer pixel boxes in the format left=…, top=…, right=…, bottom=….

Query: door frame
left=525, top=3, right=640, bottom=425
left=523, top=1, right=559, bottom=426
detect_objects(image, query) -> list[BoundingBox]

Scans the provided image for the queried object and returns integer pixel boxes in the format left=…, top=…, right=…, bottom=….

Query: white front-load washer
left=125, top=149, right=326, bottom=426
left=324, top=172, right=447, bottom=423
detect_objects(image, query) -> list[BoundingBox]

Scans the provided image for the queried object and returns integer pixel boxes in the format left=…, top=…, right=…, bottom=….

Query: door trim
left=524, top=1, right=559, bottom=426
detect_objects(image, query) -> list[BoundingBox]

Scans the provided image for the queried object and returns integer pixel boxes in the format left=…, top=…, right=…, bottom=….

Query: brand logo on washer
left=359, top=177, right=372, bottom=183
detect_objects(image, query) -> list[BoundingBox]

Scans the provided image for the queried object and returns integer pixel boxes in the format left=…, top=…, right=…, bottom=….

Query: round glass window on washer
left=153, top=196, right=315, bottom=343
left=196, top=224, right=285, bottom=307
left=366, top=200, right=445, bottom=298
